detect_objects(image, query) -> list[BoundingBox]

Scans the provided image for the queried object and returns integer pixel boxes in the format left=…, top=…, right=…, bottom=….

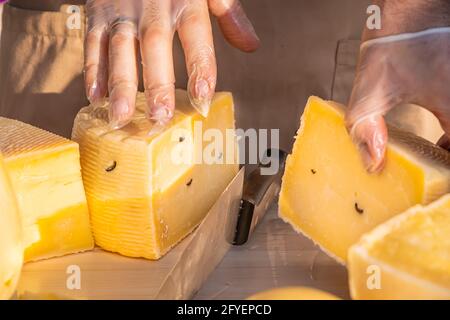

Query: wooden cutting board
left=16, top=168, right=350, bottom=300
left=17, top=169, right=245, bottom=300
left=195, top=201, right=350, bottom=300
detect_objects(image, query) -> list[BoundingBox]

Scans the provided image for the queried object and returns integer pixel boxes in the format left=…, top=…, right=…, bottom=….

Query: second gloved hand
left=346, top=27, right=450, bottom=173
left=84, top=0, right=259, bottom=128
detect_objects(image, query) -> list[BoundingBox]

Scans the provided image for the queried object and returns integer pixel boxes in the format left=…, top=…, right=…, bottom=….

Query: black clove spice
left=105, top=161, right=117, bottom=172
left=354, top=202, right=364, bottom=214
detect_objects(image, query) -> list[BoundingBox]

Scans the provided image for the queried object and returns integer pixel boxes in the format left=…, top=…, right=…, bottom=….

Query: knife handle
left=233, top=149, right=288, bottom=245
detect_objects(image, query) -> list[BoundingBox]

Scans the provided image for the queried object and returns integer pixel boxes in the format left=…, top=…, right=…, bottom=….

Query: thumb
left=348, top=114, right=388, bottom=173
left=346, top=70, right=398, bottom=173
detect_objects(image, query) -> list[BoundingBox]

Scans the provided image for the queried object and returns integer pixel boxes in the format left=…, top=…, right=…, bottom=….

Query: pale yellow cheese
left=247, top=287, right=339, bottom=300
left=279, top=97, right=450, bottom=263
left=72, top=90, right=239, bottom=260
left=0, top=118, right=94, bottom=262
left=348, top=194, right=450, bottom=300
left=0, top=154, right=23, bottom=299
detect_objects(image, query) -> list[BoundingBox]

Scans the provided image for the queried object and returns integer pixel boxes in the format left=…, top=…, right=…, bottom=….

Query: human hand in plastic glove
left=346, top=0, right=450, bottom=173
left=84, top=0, right=259, bottom=128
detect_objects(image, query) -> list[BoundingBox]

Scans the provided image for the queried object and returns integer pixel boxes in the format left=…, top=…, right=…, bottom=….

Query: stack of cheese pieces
left=279, top=96, right=450, bottom=299
left=72, top=90, right=238, bottom=260
left=0, top=118, right=94, bottom=262
left=279, top=97, right=450, bottom=263
left=349, top=194, right=450, bottom=299
left=0, top=154, right=23, bottom=300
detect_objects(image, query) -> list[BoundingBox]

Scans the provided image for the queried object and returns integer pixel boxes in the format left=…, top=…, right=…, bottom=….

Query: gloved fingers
left=346, top=65, right=401, bottom=173
left=208, top=0, right=260, bottom=52
left=347, top=28, right=450, bottom=167
left=349, top=114, right=388, bottom=173
left=85, top=0, right=113, bottom=106
left=108, top=20, right=139, bottom=129
left=178, top=0, right=216, bottom=117
left=85, top=27, right=109, bottom=106
left=139, top=2, right=175, bottom=124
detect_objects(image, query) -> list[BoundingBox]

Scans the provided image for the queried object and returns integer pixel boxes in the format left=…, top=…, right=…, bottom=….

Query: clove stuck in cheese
left=279, top=97, right=450, bottom=263
left=0, top=154, right=23, bottom=300
left=0, top=118, right=94, bottom=262
left=72, top=90, right=239, bottom=260
left=349, top=194, right=450, bottom=300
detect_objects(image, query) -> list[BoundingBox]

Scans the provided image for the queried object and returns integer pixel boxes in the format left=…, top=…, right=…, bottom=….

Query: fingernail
left=148, top=104, right=173, bottom=125
left=88, top=80, right=99, bottom=103
left=371, top=130, right=386, bottom=163
left=196, top=79, right=210, bottom=100
left=109, top=98, right=130, bottom=129
left=358, top=143, right=373, bottom=172
left=189, top=78, right=212, bottom=117
left=88, top=81, right=106, bottom=108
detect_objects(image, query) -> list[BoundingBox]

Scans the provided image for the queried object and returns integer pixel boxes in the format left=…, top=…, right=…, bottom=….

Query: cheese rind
left=0, top=154, right=23, bottom=300
left=72, top=90, right=238, bottom=260
left=348, top=194, right=450, bottom=300
left=0, top=117, right=94, bottom=262
left=247, top=287, right=340, bottom=300
left=279, top=97, right=450, bottom=263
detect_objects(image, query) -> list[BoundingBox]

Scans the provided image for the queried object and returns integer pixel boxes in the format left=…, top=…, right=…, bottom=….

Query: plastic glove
left=84, top=0, right=259, bottom=128
left=346, top=27, right=450, bottom=173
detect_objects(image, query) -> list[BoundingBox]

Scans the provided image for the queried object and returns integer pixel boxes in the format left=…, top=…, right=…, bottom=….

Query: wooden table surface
left=195, top=199, right=350, bottom=300
left=19, top=195, right=350, bottom=300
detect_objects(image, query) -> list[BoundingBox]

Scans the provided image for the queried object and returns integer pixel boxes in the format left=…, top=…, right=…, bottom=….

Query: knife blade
left=234, top=149, right=288, bottom=245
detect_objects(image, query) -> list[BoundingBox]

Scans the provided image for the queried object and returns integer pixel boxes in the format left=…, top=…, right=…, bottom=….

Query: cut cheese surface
left=247, top=287, right=339, bottom=300
left=0, top=117, right=94, bottom=262
left=279, top=97, right=450, bottom=263
left=72, top=90, right=238, bottom=260
left=348, top=194, right=450, bottom=300
left=0, top=154, right=23, bottom=299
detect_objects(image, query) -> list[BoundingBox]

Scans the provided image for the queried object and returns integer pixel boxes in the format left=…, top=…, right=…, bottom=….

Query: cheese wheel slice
left=0, top=118, right=94, bottom=262
left=279, top=96, right=450, bottom=263
left=72, top=90, right=239, bottom=260
left=0, top=154, right=23, bottom=299
left=349, top=194, right=450, bottom=300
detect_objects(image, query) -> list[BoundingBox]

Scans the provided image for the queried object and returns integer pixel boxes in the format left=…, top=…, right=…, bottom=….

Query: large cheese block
left=279, top=97, right=450, bottom=263
left=0, top=154, right=23, bottom=299
left=348, top=194, right=450, bottom=300
left=72, top=90, right=239, bottom=260
left=0, top=118, right=94, bottom=262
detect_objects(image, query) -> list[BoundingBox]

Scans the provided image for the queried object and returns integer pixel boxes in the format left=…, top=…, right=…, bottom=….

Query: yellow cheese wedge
left=247, top=287, right=339, bottom=300
left=0, top=118, right=94, bottom=262
left=279, top=97, right=450, bottom=263
left=72, top=90, right=239, bottom=260
left=0, top=154, right=23, bottom=300
left=348, top=194, right=450, bottom=300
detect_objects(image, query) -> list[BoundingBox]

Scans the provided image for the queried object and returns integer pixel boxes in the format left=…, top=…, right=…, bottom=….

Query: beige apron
left=0, top=3, right=87, bottom=137
left=0, top=1, right=443, bottom=145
